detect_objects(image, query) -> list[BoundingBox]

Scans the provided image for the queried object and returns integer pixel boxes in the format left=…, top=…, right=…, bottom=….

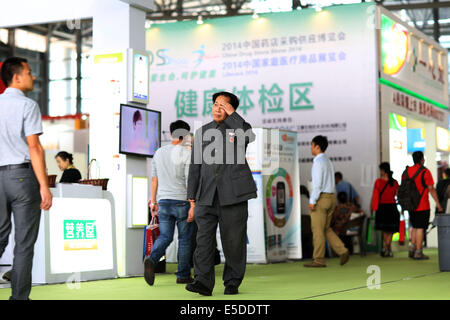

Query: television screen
left=119, top=104, right=161, bottom=157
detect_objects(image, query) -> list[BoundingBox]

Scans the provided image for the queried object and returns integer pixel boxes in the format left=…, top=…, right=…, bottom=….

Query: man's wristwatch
left=150, top=202, right=157, bottom=207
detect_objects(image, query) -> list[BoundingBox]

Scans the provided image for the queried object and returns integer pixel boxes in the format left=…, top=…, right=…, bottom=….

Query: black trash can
left=434, top=214, right=450, bottom=272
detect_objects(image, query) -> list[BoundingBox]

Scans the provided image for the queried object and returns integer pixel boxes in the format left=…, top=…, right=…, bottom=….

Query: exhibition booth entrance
left=388, top=112, right=450, bottom=247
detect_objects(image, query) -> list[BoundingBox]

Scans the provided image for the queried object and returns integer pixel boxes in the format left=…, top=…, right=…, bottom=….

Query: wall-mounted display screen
left=119, top=104, right=161, bottom=158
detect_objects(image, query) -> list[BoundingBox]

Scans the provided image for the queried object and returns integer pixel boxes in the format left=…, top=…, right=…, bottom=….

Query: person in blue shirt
left=335, top=171, right=360, bottom=207
left=0, top=57, right=52, bottom=300
left=304, top=135, right=350, bottom=268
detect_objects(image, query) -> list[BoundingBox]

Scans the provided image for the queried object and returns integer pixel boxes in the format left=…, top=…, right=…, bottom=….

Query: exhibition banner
left=263, top=129, right=301, bottom=261
left=147, top=2, right=379, bottom=213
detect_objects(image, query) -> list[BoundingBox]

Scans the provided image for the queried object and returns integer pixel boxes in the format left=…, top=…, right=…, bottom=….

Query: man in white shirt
left=304, top=135, right=350, bottom=268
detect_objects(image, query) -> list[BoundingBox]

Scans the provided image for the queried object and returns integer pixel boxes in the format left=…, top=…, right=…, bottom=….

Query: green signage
left=64, top=220, right=97, bottom=240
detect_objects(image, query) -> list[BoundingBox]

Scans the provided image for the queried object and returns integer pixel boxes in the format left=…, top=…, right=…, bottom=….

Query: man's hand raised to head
left=218, top=102, right=235, bottom=116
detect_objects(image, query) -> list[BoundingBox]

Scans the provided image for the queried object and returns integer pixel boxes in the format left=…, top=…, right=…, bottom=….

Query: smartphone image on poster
left=276, top=182, right=285, bottom=214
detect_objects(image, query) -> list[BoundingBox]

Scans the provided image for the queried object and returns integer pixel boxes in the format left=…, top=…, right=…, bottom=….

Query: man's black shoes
left=144, top=258, right=156, bottom=286
left=224, top=285, right=239, bottom=295
left=186, top=281, right=212, bottom=296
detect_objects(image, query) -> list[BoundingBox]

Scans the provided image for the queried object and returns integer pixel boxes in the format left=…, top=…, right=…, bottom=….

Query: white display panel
left=389, top=113, right=409, bottom=182
left=436, top=127, right=450, bottom=152
left=130, top=176, right=149, bottom=227
left=49, top=198, right=114, bottom=274
left=128, top=49, right=150, bottom=104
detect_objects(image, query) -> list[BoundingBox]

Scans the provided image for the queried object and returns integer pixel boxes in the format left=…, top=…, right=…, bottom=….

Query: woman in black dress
left=55, top=151, right=82, bottom=183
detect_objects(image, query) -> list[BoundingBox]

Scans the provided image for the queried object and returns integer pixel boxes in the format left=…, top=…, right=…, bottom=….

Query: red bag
left=0, top=62, right=5, bottom=94
left=142, top=216, right=160, bottom=261
left=399, top=218, right=405, bottom=245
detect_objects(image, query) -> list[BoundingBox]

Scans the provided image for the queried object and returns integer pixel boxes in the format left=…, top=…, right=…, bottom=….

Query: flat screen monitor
left=119, top=104, right=161, bottom=158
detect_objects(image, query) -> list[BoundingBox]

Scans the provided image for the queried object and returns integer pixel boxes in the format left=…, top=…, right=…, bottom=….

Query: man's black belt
left=0, top=163, right=31, bottom=171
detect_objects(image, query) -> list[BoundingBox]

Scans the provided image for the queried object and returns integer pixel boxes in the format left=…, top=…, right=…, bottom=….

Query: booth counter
left=32, top=183, right=117, bottom=284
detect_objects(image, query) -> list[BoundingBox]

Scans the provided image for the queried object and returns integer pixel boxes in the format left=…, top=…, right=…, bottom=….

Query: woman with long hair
left=371, top=162, right=400, bottom=257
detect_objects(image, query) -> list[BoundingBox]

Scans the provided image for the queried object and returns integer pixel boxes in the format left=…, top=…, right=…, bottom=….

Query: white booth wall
left=0, top=0, right=156, bottom=278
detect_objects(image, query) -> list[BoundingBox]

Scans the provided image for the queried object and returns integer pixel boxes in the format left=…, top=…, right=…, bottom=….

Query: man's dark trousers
left=194, top=191, right=248, bottom=292
left=0, top=167, right=41, bottom=300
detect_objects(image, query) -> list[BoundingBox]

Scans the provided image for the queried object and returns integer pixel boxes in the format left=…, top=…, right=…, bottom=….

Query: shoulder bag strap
left=379, top=180, right=389, bottom=200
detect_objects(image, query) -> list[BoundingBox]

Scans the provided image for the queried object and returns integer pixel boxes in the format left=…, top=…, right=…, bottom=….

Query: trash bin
left=433, top=214, right=450, bottom=272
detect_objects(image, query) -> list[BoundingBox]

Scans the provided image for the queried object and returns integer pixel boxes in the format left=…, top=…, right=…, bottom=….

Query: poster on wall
left=146, top=2, right=379, bottom=214
left=388, top=113, right=408, bottom=183
left=263, top=129, right=301, bottom=261
left=128, top=49, right=150, bottom=104
left=436, top=127, right=450, bottom=152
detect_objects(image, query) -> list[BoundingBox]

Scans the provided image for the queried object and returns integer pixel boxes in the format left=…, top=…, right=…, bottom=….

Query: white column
left=90, top=3, right=149, bottom=277
left=424, top=121, right=438, bottom=248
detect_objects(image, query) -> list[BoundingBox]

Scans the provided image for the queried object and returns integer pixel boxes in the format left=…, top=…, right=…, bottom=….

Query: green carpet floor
left=1, top=249, right=448, bottom=300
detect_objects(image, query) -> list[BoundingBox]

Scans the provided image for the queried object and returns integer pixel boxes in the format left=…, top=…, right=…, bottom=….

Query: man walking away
left=0, top=57, right=52, bottom=300
left=401, top=151, right=442, bottom=260
left=304, top=135, right=349, bottom=268
left=144, top=120, right=194, bottom=285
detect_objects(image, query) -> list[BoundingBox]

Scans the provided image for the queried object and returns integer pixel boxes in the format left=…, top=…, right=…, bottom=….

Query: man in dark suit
left=185, top=91, right=257, bottom=296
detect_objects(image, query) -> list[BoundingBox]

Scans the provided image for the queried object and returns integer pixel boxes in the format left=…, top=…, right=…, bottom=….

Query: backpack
left=397, top=166, right=427, bottom=213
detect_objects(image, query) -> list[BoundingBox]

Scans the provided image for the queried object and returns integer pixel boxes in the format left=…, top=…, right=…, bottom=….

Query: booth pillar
left=424, top=121, right=438, bottom=247
left=90, top=3, right=150, bottom=277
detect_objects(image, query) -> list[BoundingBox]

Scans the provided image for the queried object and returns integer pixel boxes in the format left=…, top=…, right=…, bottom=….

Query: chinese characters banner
left=147, top=3, right=379, bottom=211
